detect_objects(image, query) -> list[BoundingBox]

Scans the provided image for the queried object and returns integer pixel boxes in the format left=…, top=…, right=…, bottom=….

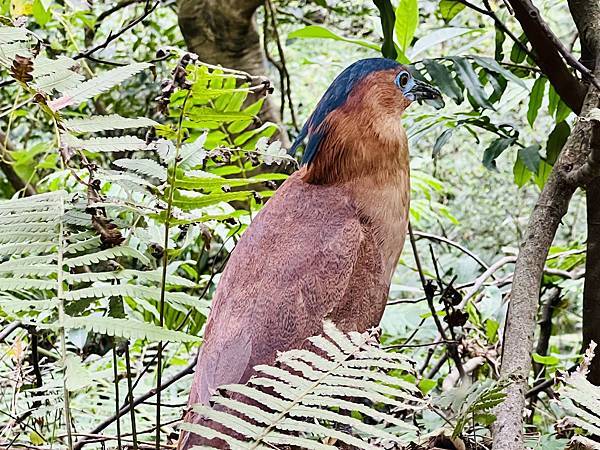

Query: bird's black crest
left=289, top=58, right=401, bottom=165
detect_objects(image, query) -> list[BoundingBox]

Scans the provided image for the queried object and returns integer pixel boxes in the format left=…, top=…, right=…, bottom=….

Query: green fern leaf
left=64, top=246, right=151, bottom=268
left=34, top=69, right=84, bottom=94
left=48, top=62, right=151, bottom=111
left=55, top=316, right=201, bottom=343
left=63, top=115, right=158, bottom=133
left=113, top=158, right=167, bottom=181
left=63, top=134, right=150, bottom=152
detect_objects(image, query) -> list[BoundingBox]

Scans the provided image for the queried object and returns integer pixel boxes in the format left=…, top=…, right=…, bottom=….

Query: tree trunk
left=176, top=0, right=287, bottom=142
left=583, top=178, right=600, bottom=385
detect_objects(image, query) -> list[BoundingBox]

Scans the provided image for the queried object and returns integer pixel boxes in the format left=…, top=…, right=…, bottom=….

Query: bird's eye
left=396, top=72, right=410, bottom=89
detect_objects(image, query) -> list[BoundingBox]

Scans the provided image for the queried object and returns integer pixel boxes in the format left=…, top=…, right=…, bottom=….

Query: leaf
left=187, top=107, right=254, bottom=123
left=510, top=33, right=528, bottom=64
left=532, top=353, right=560, bottom=366
left=63, top=135, right=150, bottom=152
left=451, top=57, right=493, bottom=109
left=555, top=99, right=572, bottom=123
left=527, top=76, right=547, bottom=127
left=287, top=25, right=380, bottom=52
left=432, top=128, right=453, bottom=157
left=48, top=62, right=151, bottom=111
left=438, top=0, right=465, bottom=21
left=546, top=121, right=570, bottom=165
left=548, top=83, right=560, bottom=117
left=518, top=145, right=541, bottom=173
left=409, top=27, right=472, bottom=59
left=373, top=0, right=399, bottom=60
left=113, top=158, right=167, bottom=181
left=57, top=316, right=201, bottom=343
left=482, top=137, right=515, bottom=170
left=422, top=59, right=463, bottom=103
left=0, top=26, right=29, bottom=44
left=63, top=115, right=158, bottom=133
left=394, top=0, right=418, bottom=52
left=513, top=154, right=531, bottom=188
left=470, top=56, right=526, bottom=88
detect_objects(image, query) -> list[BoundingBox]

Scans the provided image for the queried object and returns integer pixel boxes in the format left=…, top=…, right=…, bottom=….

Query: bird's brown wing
left=187, top=171, right=370, bottom=408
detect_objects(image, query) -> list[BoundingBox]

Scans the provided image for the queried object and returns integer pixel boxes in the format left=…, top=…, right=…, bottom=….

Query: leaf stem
left=156, top=88, right=192, bottom=450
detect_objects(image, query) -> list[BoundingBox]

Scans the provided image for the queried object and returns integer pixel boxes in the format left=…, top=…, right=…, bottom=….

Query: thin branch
left=74, top=1, right=160, bottom=61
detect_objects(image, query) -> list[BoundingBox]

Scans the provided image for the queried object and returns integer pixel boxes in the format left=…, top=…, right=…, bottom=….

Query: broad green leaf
left=518, top=145, right=541, bottom=173
left=555, top=99, right=572, bottom=123
left=394, top=0, right=418, bottom=52
left=451, top=57, right=493, bottom=109
left=546, top=121, right=570, bottom=165
left=548, top=83, right=560, bottom=117
left=532, top=353, right=560, bottom=366
left=495, top=28, right=506, bottom=61
left=32, top=0, right=50, bottom=25
left=482, top=137, right=515, bottom=170
left=438, top=0, right=464, bottom=21
left=510, top=33, right=528, bottom=64
left=422, top=59, right=463, bottom=103
left=534, top=160, right=553, bottom=189
left=513, top=154, right=531, bottom=188
left=288, top=25, right=380, bottom=52
left=527, top=76, right=546, bottom=127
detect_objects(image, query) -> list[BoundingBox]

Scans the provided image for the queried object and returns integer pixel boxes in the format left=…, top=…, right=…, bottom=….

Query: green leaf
left=438, top=0, right=464, bottom=21
left=482, top=138, right=515, bottom=170
left=410, top=27, right=472, bottom=59
left=518, top=145, right=541, bottom=173
left=373, top=0, right=399, bottom=60
left=451, top=57, right=493, bottom=109
left=548, top=83, right=560, bottom=117
left=513, top=155, right=531, bottom=188
left=527, top=76, right=546, bottom=127
left=532, top=353, right=560, bottom=366
left=288, top=25, right=380, bottom=52
left=432, top=128, right=453, bottom=157
left=32, top=0, right=50, bottom=26
left=63, top=135, right=150, bottom=153
left=546, top=121, right=570, bottom=165
left=470, top=56, right=526, bottom=88
left=394, top=0, right=418, bottom=52
left=495, top=28, right=506, bottom=61
left=63, top=115, right=158, bottom=133
left=534, top=160, right=553, bottom=189
left=422, top=59, right=463, bottom=104
left=510, top=33, right=528, bottom=64
left=555, top=99, right=572, bottom=123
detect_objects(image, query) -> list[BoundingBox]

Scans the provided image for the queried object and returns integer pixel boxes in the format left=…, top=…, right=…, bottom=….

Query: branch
left=566, top=119, right=600, bottom=186
left=74, top=1, right=160, bottom=61
left=504, top=0, right=588, bottom=113
left=73, top=357, right=197, bottom=450
left=491, top=66, right=600, bottom=450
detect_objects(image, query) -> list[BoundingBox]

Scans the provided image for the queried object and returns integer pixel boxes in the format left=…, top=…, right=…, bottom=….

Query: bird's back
left=186, top=170, right=389, bottom=411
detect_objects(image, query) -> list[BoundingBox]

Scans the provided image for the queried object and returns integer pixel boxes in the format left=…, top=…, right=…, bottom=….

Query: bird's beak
left=409, top=79, right=445, bottom=109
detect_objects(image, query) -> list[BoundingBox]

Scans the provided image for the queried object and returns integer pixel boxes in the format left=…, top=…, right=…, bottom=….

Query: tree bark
left=176, top=0, right=286, bottom=141
left=583, top=176, right=600, bottom=385
left=492, top=68, right=600, bottom=450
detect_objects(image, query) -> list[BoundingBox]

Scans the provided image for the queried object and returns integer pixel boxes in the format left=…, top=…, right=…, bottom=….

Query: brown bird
left=178, top=58, right=443, bottom=448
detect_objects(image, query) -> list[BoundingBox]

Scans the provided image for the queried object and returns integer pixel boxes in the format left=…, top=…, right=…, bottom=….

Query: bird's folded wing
left=190, top=173, right=365, bottom=405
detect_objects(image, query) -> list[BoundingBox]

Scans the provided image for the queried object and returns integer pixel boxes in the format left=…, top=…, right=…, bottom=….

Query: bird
left=178, top=57, right=442, bottom=449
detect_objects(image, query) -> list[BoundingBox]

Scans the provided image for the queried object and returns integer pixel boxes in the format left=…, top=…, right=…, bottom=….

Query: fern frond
left=172, top=191, right=253, bottom=210
left=560, top=368, right=600, bottom=439
left=0, top=241, right=56, bottom=256
left=113, top=158, right=167, bottom=181
left=48, top=62, right=151, bottom=111
left=186, top=321, right=422, bottom=448
left=63, top=135, right=150, bottom=152
left=54, top=316, right=201, bottom=343
left=64, top=246, right=151, bottom=268
left=33, top=56, right=77, bottom=77
left=179, top=133, right=207, bottom=169
left=34, top=69, right=84, bottom=94
left=64, top=236, right=102, bottom=254
left=0, top=278, right=58, bottom=291
left=0, top=231, right=56, bottom=245
left=63, top=115, right=158, bottom=133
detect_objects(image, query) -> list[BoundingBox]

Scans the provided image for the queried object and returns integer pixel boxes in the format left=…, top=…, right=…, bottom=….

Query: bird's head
left=290, top=58, right=443, bottom=184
